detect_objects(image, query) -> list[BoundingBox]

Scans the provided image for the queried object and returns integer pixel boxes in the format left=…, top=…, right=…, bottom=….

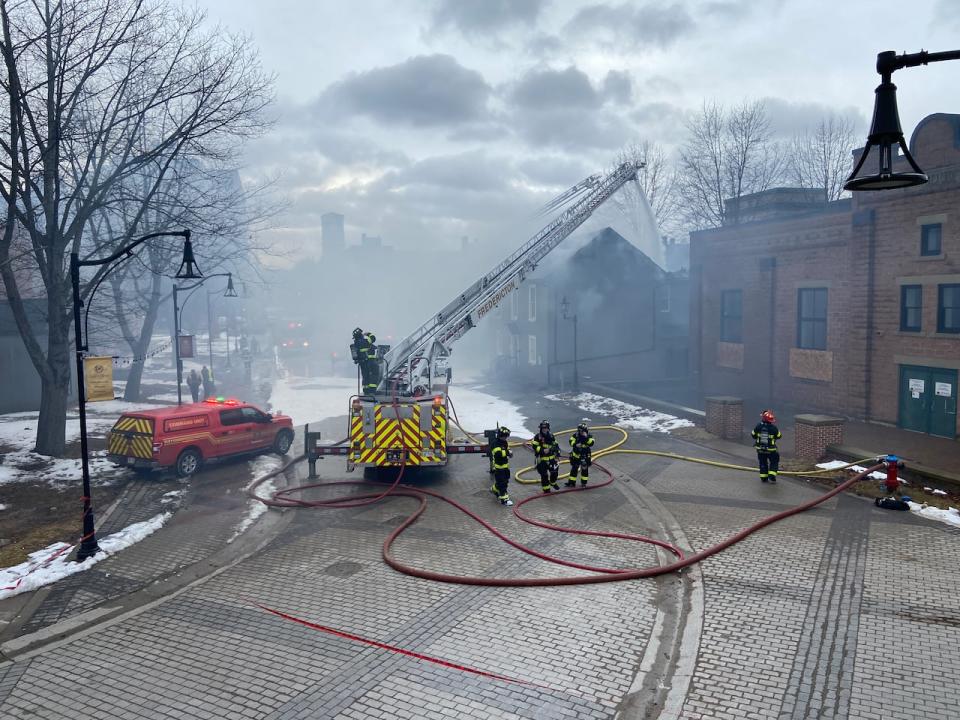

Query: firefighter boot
left=580, top=480, right=588, bottom=487
left=500, top=495, right=514, bottom=507
left=565, top=480, right=577, bottom=488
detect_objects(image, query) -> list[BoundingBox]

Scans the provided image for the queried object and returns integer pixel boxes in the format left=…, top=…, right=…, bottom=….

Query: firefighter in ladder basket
left=350, top=328, right=380, bottom=396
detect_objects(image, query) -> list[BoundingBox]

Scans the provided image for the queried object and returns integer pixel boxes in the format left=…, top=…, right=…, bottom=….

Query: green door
left=929, top=368, right=958, bottom=439
left=899, top=366, right=930, bottom=433
left=899, top=365, right=958, bottom=438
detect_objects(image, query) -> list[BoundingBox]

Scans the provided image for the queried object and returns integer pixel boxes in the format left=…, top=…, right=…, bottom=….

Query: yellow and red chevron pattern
left=108, top=416, right=154, bottom=459
left=349, top=400, right=448, bottom=467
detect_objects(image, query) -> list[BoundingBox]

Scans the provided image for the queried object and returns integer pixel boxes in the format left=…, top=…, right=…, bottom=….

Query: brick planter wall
left=795, top=414, right=845, bottom=461
left=705, top=396, right=743, bottom=441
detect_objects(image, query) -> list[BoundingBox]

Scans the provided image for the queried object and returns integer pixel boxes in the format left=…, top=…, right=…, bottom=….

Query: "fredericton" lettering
left=476, top=280, right=516, bottom=319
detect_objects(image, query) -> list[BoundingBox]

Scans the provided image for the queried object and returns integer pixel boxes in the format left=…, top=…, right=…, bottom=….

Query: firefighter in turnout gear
left=489, top=426, right=514, bottom=506
left=752, top=410, right=782, bottom=482
left=532, top=420, right=561, bottom=492
left=566, top=423, right=594, bottom=487
left=351, top=328, right=380, bottom=395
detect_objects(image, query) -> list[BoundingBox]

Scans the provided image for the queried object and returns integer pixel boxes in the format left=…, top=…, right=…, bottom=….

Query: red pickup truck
left=107, top=398, right=294, bottom=477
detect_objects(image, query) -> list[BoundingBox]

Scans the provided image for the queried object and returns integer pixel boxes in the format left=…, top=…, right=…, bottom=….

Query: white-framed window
left=510, top=334, right=519, bottom=363
left=510, top=289, right=518, bottom=320
left=528, top=334, right=537, bottom=365
left=528, top=284, right=537, bottom=322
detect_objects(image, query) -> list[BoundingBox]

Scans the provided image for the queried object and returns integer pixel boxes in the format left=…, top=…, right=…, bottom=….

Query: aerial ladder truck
left=313, top=161, right=644, bottom=471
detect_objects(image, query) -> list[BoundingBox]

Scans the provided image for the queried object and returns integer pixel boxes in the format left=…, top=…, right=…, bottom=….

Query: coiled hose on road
left=247, top=397, right=882, bottom=587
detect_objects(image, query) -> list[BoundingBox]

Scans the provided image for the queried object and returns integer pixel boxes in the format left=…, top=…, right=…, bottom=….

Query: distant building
left=489, top=227, right=689, bottom=393
left=663, top=236, right=689, bottom=272
left=321, top=212, right=345, bottom=258
left=691, top=112, right=960, bottom=439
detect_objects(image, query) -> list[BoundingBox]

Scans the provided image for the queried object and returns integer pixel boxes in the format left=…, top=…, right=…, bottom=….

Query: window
left=720, top=290, right=743, bottom=343
left=921, top=223, right=942, bottom=256
left=797, top=288, right=828, bottom=350
left=938, top=284, right=960, bottom=333
left=528, top=284, right=537, bottom=322
left=900, top=285, right=922, bottom=332
left=219, top=408, right=245, bottom=426
left=528, top=334, right=537, bottom=365
left=510, top=289, right=518, bottom=320
left=241, top=407, right=269, bottom=423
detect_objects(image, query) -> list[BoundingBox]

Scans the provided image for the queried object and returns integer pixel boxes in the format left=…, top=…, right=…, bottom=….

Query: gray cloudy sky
left=198, top=0, right=960, bottom=258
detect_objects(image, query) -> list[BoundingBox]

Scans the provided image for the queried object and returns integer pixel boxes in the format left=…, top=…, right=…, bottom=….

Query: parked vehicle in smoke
left=106, top=398, right=294, bottom=477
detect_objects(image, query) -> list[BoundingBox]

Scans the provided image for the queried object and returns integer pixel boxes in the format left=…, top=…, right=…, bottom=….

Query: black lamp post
left=560, top=295, right=578, bottom=392
left=845, top=49, right=960, bottom=191
left=173, top=273, right=236, bottom=405
left=70, top=230, right=201, bottom=561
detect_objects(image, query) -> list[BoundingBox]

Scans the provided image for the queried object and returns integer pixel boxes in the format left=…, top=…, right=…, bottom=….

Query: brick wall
left=705, top=396, right=743, bottom=440
left=794, top=415, right=845, bottom=461
left=691, top=113, right=960, bottom=435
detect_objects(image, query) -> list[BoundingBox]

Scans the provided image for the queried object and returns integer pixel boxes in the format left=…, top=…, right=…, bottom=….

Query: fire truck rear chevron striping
left=317, top=160, right=645, bottom=470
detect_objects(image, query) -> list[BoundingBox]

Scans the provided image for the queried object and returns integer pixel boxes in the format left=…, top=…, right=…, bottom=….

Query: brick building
left=691, top=113, right=960, bottom=439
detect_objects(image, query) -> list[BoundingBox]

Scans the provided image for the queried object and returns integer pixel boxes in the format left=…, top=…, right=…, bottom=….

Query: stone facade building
left=491, top=227, right=689, bottom=392
left=691, top=113, right=960, bottom=439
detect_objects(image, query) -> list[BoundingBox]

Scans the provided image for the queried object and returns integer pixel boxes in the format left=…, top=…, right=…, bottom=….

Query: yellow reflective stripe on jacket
left=491, top=445, right=509, bottom=469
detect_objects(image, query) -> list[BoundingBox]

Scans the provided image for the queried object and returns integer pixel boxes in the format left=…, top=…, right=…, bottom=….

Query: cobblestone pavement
left=0, top=393, right=958, bottom=719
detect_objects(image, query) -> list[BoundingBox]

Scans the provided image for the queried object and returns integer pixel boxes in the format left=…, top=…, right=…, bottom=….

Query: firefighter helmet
left=761, top=410, right=776, bottom=423
left=539, top=420, right=551, bottom=431
left=497, top=426, right=511, bottom=438
left=577, top=423, right=588, bottom=433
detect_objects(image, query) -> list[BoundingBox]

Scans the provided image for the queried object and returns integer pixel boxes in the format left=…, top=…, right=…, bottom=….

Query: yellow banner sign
left=84, top=356, right=115, bottom=402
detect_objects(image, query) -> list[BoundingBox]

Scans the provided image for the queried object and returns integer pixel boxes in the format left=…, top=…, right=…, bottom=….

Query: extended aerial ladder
left=317, top=160, right=644, bottom=471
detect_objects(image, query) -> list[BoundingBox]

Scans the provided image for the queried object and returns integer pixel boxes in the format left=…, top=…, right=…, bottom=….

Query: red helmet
left=761, top=410, right=776, bottom=423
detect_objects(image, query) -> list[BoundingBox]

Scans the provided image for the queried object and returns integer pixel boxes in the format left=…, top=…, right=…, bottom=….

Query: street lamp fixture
left=173, top=272, right=236, bottom=405
left=560, top=295, right=579, bottom=393
left=845, top=49, right=960, bottom=192
left=70, top=229, right=198, bottom=561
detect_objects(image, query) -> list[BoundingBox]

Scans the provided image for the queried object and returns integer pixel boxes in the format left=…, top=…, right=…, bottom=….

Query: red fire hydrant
left=883, top=454, right=901, bottom=494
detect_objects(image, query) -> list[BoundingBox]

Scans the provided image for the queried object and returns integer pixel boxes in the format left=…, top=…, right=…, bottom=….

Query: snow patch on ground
left=0, top=512, right=171, bottom=599
left=817, top=460, right=960, bottom=528
left=229, top=456, right=283, bottom=543
left=907, top=502, right=960, bottom=528
left=545, top=392, right=694, bottom=433
left=816, top=460, right=891, bottom=482
left=267, top=374, right=357, bottom=426
left=447, top=385, right=534, bottom=439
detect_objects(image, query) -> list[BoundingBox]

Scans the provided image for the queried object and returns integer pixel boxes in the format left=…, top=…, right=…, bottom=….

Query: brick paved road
left=0, top=394, right=957, bottom=719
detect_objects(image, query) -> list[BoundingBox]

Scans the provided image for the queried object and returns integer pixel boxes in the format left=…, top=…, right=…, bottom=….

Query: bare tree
left=0, top=0, right=273, bottom=455
left=677, top=100, right=786, bottom=229
left=609, top=141, right=681, bottom=240
left=86, top=160, right=279, bottom=401
left=788, top=114, right=859, bottom=202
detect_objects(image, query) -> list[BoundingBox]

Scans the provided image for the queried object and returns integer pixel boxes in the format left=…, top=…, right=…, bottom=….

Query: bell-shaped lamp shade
left=175, top=233, right=203, bottom=279
left=844, top=79, right=927, bottom=191
left=224, top=273, right=238, bottom=298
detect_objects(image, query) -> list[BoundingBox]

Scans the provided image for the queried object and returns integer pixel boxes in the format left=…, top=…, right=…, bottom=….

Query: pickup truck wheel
left=176, top=448, right=202, bottom=478
left=273, top=429, right=294, bottom=455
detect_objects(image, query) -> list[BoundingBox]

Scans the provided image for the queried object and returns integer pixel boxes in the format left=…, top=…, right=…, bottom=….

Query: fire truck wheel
left=176, top=448, right=203, bottom=478
left=273, top=429, right=294, bottom=455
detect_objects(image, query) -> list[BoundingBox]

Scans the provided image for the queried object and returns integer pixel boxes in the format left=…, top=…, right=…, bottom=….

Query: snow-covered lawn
left=447, top=385, right=534, bottom=439
left=0, top=410, right=128, bottom=487
left=545, top=391, right=694, bottom=433
left=0, top=512, right=171, bottom=600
